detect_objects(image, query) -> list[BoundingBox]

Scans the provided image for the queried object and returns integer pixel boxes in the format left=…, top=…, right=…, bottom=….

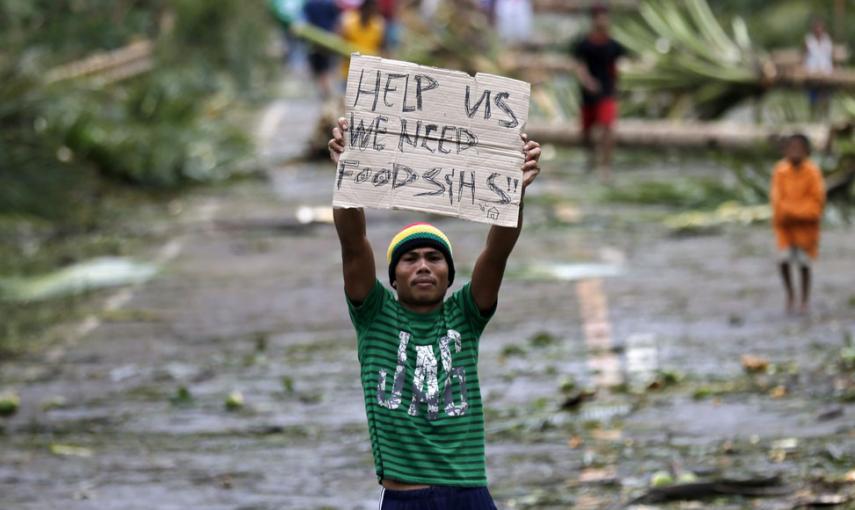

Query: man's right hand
left=328, top=117, right=347, bottom=165
left=583, top=77, right=601, bottom=94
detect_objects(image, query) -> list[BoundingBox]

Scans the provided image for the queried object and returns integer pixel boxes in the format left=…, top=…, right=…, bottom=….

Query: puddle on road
left=509, top=262, right=624, bottom=282
left=0, top=257, right=157, bottom=302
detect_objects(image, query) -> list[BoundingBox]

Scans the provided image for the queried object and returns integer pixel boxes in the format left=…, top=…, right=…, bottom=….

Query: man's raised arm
left=329, top=117, right=376, bottom=304
left=470, top=135, right=541, bottom=313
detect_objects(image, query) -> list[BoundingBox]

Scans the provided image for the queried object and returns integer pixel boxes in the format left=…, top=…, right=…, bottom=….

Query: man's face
left=592, top=12, right=610, bottom=32
left=393, top=247, right=449, bottom=307
left=785, top=139, right=808, bottom=166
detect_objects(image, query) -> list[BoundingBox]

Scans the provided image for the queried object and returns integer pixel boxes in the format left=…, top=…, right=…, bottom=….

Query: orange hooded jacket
left=770, top=158, right=826, bottom=258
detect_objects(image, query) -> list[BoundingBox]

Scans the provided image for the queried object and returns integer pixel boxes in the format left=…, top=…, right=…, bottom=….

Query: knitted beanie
left=386, top=223, right=455, bottom=286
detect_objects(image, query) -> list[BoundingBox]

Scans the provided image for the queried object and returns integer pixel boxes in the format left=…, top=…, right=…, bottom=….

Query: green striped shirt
left=348, top=280, right=494, bottom=486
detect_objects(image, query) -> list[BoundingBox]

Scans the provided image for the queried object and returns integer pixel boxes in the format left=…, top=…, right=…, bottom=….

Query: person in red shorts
left=571, top=4, right=626, bottom=182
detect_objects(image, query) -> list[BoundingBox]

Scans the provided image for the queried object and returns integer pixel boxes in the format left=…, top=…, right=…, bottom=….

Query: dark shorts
left=807, top=87, right=828, bottom=105
left=379, top=485, right=497, bottom=510
left=581, top=97, right=618, bottom=131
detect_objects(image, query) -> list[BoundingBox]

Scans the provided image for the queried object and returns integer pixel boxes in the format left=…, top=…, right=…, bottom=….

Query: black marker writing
left=372, top=168, right=391, bottom=186
left=414, top=74, right=438, bottom=110
left=392, top=163, right=417, bottom=189
left=486, top=172, right=511, bottom=204
left=353, top=69, right=382, bottom=112
left=383, top=74, right=408, bottom=108
left=493, top=92, right=519, bottom=128
left=444, top=169, right=456, bottom=205
left=336, top=159, right=359, bottom=190
left=421, top=124, right=438, bottom=153
left=415, top=168, right=445, bottom=197
left=438, top=126, right=456, bottom=154
left=459, top=171, right=476, bottom=204
left=349, top=113, right=388, bottom=151
left=464, top=86, right=491, bottom=119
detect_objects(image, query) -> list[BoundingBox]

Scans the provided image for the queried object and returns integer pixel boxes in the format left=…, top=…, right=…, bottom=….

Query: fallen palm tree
left=532, top=0, right=638, bottom=13
left=508, top=51, right=855, bottom=91
left=610, top=0, right=764, bottom=119
left=611, top=0, right=854, bottom=117
left=44, top=39, right=154, bottom=85
left=525, top=119, right=829, bottom=150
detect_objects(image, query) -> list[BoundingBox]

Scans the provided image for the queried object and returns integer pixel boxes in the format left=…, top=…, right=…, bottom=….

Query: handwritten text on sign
left=332, top=54, right=530, bottom=227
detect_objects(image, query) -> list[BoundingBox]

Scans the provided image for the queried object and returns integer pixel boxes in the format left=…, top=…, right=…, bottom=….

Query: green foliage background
left=0, top=0, right=279, bottom=224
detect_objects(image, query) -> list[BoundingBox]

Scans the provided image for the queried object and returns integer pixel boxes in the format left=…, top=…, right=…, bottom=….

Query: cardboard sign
left=333, top=54, right=531, bottom=227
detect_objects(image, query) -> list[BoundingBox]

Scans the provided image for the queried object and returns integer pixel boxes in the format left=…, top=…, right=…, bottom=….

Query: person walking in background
left=420, top=0, right=440, bottom=20
left=480, top=0, right=497, bottom=26
left=303, top=0, right=341, bottom=99
left=571, top=4, right=626, bottom=182
left=771, top=134, right=826, bottom=316
left=495, top=0, right=532, bottom=45
left=378, top=0, right=401, bottom=54
left=268, top=0, right=307, bottom=75
left=340, top=0, right=385, bottom=77
left=804, top=17, right=834, bottom=120
left=337, top=0, right=362, bottom=10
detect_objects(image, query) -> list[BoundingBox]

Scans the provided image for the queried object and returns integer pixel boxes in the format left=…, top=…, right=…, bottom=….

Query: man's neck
left=589, top=29, right=609, bottom=42
left=398, top=299, right=443, bottom=315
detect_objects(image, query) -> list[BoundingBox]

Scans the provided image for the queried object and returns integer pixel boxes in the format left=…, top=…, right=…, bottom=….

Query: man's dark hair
left=590, top=3, right=609, bottom=16
left=788, top=133, right=812, bottom=154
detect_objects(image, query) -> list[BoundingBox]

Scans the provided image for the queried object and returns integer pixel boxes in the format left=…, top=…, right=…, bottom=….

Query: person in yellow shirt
left=340, top=0, right=385, bottom=77
left=770, top=134, right=826, bottom=315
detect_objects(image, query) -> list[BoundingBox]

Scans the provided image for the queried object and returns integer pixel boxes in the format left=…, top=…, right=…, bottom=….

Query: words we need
left=348, top=68, right=522, bottom=155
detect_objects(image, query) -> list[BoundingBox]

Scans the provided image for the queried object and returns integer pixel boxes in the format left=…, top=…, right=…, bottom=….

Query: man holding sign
left=328, top=55, right=540, bottom=510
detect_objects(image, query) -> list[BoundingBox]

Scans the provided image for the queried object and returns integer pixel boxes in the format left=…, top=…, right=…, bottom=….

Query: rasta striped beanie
left=386, top=223, right=455, bottom=286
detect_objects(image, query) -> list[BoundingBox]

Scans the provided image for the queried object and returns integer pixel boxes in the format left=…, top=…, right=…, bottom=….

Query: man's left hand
left=521, top=134, right=541, bottom=189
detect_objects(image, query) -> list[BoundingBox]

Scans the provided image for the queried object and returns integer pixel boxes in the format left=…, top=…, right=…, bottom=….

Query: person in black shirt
left=571, top=5, right=626, bottom=182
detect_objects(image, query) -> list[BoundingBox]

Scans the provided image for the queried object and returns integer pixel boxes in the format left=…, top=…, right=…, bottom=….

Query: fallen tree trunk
left=526, top=119, right=829, bottom=150
left=532, top=0, right=638, bottom=13
left=507, top=52, right=855, bottom=90
left=44, top=40, right=154, bottom=85
left=770, top=68, right=855, bottom=89
left=630, top=475, right=794, bottom=505
left=41, top=21, right=358, bottom=88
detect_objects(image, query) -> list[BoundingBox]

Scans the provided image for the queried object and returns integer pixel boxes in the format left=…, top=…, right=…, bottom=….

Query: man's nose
left=416, top=258, right=431, bottom=272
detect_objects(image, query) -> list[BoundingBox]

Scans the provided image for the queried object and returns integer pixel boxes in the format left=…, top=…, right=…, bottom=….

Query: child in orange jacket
left=770, top=134, right=826, bottom=315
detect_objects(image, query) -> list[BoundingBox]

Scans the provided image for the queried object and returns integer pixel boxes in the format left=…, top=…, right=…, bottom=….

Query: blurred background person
left=340, top=0, right=385, bottom=77
left=337, top=0, right=363, bottom=9
left=495, top=0, right=532, bottom=45
left=480, top=0, right=497, bottom=25
left=304, top=0, right=342, bottom=98
left=571, top=4, right=626, bottom=182
left=420, top=0, right=440, bottom=20
left=771, top=134, right=826, bottom=316
left=268, top=0, right=307, bottom=75
left=803, top=16, right=834, bottom=120
left=378, top=0, right=401, bottom=54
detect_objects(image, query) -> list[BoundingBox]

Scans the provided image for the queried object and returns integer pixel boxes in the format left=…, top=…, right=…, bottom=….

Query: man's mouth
left=412, top=278, right=436, bottom=288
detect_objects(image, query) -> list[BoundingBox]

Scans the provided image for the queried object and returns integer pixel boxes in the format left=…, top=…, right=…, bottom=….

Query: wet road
left=2, top=95, right=854, bottom=509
